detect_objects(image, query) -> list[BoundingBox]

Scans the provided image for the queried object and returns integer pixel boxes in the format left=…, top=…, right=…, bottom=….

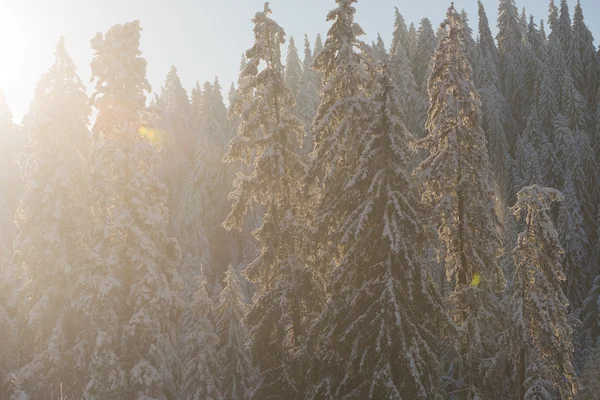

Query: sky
left=1, top=0, right=599, bottom=122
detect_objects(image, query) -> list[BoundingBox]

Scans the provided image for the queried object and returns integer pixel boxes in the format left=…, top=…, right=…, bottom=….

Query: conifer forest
left=2, top=0, right=600, bottom=398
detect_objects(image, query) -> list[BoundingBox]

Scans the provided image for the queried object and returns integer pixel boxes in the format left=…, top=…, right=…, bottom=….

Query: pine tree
left=295, top=34, right=320, bottom=155
left=460, top=10, right=479, bottom=70
left=371, top=33, right=387, bottom=63
left=413, top=18, right=437, bottom=92
left=0, top=91, right=23, bottom=255
left=156, top=66, right=194, bottom=216
left=213, top=265, right=256, bottom=400
left=416, top=6, right=505, bottom=398
left=285, top=36, right=303, bottom=99
left=527, top=15, right=546, bottom=59
left=407, top=22, right=418, bottom=62
left=548, top=0, right=560, bottom=38
left=497, top=0, right=525, bottom=150
left=391, top=7, right=409, bottom=58
left=9, top=37, right=92, bottom=399
left=514, top=109, right=544, bottom=190
left=556, top=0, right=575, bottom=73
left=77, top=21, right=183, bottom=399
left=509, top=185, right=578, bottom=400
left=477, top=0, right=498, bottom=64
left=178, top=270, right=223, bottom=400
left=308, top=0, right=374, bottom=254
left=573, top=0, right=600, bottom=121
left=224, top=4, right=321, bottom=398
left=305, top=62, right=448, bottom=400
left=557, top=171, right=588, bottom=310
left=390, top=8, right=423, bottom=139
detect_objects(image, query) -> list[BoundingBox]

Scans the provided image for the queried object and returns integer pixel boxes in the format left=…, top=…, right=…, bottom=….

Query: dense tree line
left=0, top=0, right=599, bottom=399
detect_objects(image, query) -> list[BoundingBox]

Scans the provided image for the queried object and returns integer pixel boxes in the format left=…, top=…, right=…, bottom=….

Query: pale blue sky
left=1, top=0, right=598, bottom=121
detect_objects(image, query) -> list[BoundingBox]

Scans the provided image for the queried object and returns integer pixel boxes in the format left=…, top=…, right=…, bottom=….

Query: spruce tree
left=573, top=0, right=600, bottom=120
left=307, top=0, right=374, bottom=267
left=10, top=37, right=92, bottom=399
left=557, top=171, right=588, bottom=310
left=390, top=8, right=423, bottom=139
left=0, top=91, right=23, bottom=254
left=224, top=4, right=321, bottom=398
left=285, top=36, right=303, bottom=99
left=213, top=265, right=256, bottom=400
left=156, top=66, right=194, bottom=216
left=527, top=15, right=546, bottom=59
left=509, top=185, right=578, bottom=400
left=416, top=6, right=505, bottom=398
left=295, top=34, right=320, bottom=155
left=514, top=109, right=544, bottom=190
left=305, top=62, right=448, bottom=400
left=413, top=18, right=437, bottom=92
left=77, top=21, right=183, bottom=399
left=178, top=270, right=223, bottom=400
left=497, top=0, right=525, bottom=150
left=371, top=33, right=387, bottom=63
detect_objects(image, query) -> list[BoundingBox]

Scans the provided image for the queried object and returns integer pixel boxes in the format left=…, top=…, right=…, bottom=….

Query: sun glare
left=0, top=4, right=40, bottom=112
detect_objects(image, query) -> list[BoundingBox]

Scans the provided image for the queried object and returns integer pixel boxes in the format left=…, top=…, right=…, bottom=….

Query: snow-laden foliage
left=413, top=18, right=436, bottom=93
left=178, top=270, right=223, bottom=400
left=497, top=0, right=525, bottom=149
left=156, top=66, right=195, bottom=216
left=9, top=37, right=91, bottom=399
left=224, top=4, right=322, bottom=398
left=308, top=0, right=375, bottom=274
left=295, top=35, right=320, bottom=155
left=509, top=185, right=578, bottom=400
left=76, top=21, right=183, bottom=399
left=0, top=91, right=24, bottom=256
left=390, top=7, right=424, bottom=139
left=213, top=265, right=256, bottom=400
left=305, top=63, right=449, bottom=400
left=416, top=6, right=505, bottom=399
left=285, top=36, right=303, bottom=100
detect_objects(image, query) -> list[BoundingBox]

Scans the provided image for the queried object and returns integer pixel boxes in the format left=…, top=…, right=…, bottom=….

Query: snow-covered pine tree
left=213, top=264, right=256, bottom=400
left=0, top=91, right=23, bottom=255
left=407, top=22, right=418, bottom=62
left=305, top=61, right=448, bottom=400
left=556, top=0, right=575, bottom=74
left=460, top=10, right=479, bottom=71
left=175, top=78, right=233, bottom=294
left=307, top=0, right=374, bottom=277
left=557, top=171, right=588, bottom=310
left=573, top=1, right=600, bottom=121
left=497, top=0, right=525, bottom=151
left=413, top=18, right=437, bottom=93
left=477, top=0, right=499, bottom=67
left=579, top=272, right=600, bottom=393
left=476, top=1, right=511, bottom=200
left=9, top=37, right=91, bottom=399
left=285, top=36, right=303, bottom=100
left=313, top=33, right=324, bottom=64
left=295, top=34, right=320, bottom=155
left=509, top=185, right=578, bottom=400
left=548, top=0, right=560, bottom=37
left=390, top=7, right=424, bottom=139
left=178, top=269, right=223, bottom=400
left=77, top=21, right=183, bottom=399
left=371, top=33, right=387, bottom=63
left=156, top=66, right=194, bottom=217
left=527, top=15, right=546, bottom=59
left=224, top=4, right=321, bottom=398
left=391, top=7, right=409, bottom=58
left=416, top=6, right=505, bottom=398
